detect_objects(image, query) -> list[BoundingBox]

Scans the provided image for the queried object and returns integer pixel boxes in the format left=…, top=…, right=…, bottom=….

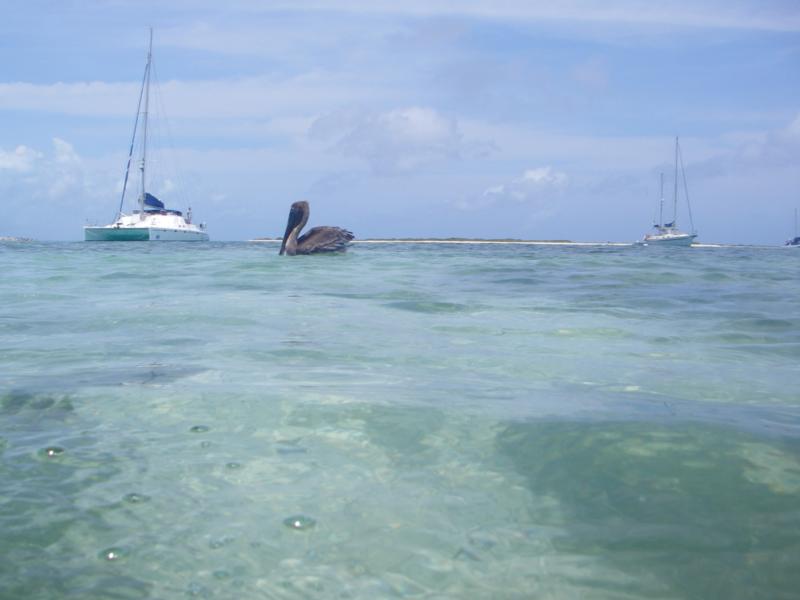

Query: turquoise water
left=1, top=241, right=799, bottom=599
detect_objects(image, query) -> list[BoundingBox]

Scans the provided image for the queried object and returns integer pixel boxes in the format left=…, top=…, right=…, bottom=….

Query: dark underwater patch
left=384, top=300, right=469, bottom=314
left=1, top=390, right=74, bottom=417
left=496, top=420, right=800, bottom=598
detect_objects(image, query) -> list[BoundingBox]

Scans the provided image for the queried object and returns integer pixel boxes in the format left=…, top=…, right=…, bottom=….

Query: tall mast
left=658, top=172, right=664, bottom=227
left=139, top=28, right=153, bottom=216
left=672, top=136, right=679, bottom=225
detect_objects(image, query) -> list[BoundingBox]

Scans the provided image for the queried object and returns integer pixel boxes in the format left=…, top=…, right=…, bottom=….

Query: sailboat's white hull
left=640, top=232, right=696, bottom=246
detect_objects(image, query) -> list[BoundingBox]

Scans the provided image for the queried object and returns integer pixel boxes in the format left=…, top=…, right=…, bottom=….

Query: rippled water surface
left=1, top=241, right=799, bottom=599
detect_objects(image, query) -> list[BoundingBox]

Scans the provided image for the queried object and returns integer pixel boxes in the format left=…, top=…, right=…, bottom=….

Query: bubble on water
left=209, top=535, right=235, bottom=549
left=276, top=438, right=307, bottom=455
left=41, top=446, right=65, bottom=458
left=190, top=425, right=209, bottom=433
left=277, top=445, right=307, bottom=455
left=347, top=561, right=368, bottom=576
left=200, top=440, right=211, bottom=448
left=276, top=437, right=303, bottom=446
left=453, top=547, right=481, bottom=562
left=468, top=532, right=497, bottom=550
left=123, top=493, right=151, bottom=504
left=283, top=515, right=316, bottom=531
left=225, top=462, right=242, bottom=470
left=187, top=581, right=209, bottom=597
left=213, top=569, right=231, bottom=580
left=99, top=547, right=127, bottom=561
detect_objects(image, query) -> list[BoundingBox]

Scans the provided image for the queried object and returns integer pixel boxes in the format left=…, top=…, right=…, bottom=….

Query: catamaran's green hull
left=84, top=227, right=151, bottom=241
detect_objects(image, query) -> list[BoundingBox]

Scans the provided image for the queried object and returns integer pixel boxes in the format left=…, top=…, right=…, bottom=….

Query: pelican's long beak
left=279, top=204, right=302, bottom=255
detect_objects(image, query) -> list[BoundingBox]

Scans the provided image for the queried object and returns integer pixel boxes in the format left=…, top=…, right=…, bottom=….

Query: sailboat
left=639, top=137, right=697, bottom=246
left=84, top=30, right=209, bottom=242
left=786, top=208, right=799, bottom=247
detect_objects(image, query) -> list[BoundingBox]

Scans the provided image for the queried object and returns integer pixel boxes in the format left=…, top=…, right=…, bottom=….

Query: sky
left=1, top=0, right=799, bottom=243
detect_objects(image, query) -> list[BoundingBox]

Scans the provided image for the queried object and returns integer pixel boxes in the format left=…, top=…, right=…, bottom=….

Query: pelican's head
left=279, top=201, right=310, bottom=255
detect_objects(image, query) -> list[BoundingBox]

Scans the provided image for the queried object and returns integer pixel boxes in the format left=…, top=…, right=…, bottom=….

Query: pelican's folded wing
left=296, top=226, right=354, bottom=254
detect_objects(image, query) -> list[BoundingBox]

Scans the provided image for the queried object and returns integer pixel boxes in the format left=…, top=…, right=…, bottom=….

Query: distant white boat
left=786, top=208, right=799, bottom=247
left=84, top=30, right=208, bottom=242
left=638, top=137, right=697, bottom=247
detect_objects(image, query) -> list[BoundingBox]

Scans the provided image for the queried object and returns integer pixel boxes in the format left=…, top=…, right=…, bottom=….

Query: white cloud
left=0, top=81, right=139, bottom=117
left=683, top=112, right=800, bottom=178
left=0, top=74, right=385, bottom=120
left=1, top=138, right=108, bottom=205
left=519, top=166, right=568, bottom=188
left=455, top=166, right=568, bottom=212
left=64, top=0, right=790, bottom=32
left=48, top=139, right=85, bottom=199
left=158, top=19, right=381, bottom=58
left=53, top=138, right=80, bottom=165
left=786, top=113, right=800, bottom=138
left=0, top=145, right=42, bottom=172
left=214, top=0, right=800, bottom=32
left=310, top=106, right=465, bottom=174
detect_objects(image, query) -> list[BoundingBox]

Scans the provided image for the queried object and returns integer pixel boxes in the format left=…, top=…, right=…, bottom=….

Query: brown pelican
left=279, top=200, right=354, bottom=255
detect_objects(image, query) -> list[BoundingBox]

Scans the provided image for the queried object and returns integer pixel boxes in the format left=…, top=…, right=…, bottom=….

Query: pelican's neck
left=284, top=207, right=308, bottom=256
left=284, top=227, right=299, bottom=255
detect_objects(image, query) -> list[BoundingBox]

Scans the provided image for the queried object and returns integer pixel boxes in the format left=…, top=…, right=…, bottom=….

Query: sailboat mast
left=139, top=28, right=153, bottom=215
left=672, top=136, right=679, bottom=225
left=659, top=172, right=664, bottom=227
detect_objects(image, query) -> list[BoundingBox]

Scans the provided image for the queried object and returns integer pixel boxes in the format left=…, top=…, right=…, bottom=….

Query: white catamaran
left=639, top=137, right=697, bottom=246
left=84, top=30, right=208, bottom=242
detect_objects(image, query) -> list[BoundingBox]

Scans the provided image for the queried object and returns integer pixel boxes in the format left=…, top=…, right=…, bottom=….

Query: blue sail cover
left=144, top=193, right=165, bottom=211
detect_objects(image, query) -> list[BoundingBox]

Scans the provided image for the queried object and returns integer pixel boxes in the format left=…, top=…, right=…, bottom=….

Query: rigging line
left=677, top=141, right=696, bottom=234
left=651, top=180, right=658, bottom=226
left=117, top=53, right=149, bottom=220
left=148, top=60, right=165, bottom=197
left=140, top=30, right=152, bottom=211
left=150, top=60, right=190, bottom=210
left=673, top=136, right=679, bottom=223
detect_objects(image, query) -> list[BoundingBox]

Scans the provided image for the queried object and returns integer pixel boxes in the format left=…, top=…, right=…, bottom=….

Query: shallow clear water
left=1, top=241, right=799, bottom=599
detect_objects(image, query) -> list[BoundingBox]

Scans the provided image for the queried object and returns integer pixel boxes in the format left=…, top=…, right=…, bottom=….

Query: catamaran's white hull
left=85, top=210, right=209, bottom=241
left=84, top=225, right=209, bottom=241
